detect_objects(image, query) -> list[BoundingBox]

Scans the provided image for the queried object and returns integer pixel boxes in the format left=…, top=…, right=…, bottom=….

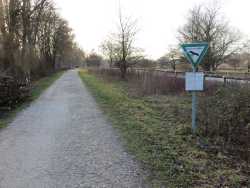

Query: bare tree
left=100, top=38, right=115, bottom=68
left=166, top=47, right=181, bottom=71
left=0, top=0, right=85, bottom=107
left=0, top=0, right=5, bottom=35
left=178, top=3, right=241, bottom=71
left=158, top=47, right=182, bottom=71
left=114, top=11, right=139, bottom=79
left=0, top=0, right=83, bottom=86
left=0, top=0, right=5, bottom=72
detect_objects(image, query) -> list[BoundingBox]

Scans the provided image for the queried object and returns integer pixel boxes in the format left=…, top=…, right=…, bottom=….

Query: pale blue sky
left=54, top=0, right=250, bottom=59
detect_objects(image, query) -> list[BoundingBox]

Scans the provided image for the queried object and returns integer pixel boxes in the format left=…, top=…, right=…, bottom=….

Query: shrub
left=198, top=84, right=250, bottom=162
left=0, top=74, right=30, bottom=111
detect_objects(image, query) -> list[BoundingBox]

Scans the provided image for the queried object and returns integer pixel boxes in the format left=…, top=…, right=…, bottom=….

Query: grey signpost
left=181, top=43, right=209, bottom=134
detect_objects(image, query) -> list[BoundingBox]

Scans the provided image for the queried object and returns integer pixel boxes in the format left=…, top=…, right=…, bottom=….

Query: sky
left=53, top=0, right=250, bottom=59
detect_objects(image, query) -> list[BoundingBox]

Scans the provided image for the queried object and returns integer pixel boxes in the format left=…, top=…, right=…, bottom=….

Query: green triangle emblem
left=181, top=43, right=209, bottom=67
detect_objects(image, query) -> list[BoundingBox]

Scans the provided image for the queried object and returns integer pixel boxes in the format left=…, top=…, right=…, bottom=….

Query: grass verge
left=0, top=71, right=64, bottom=128
left=79, top=69, right=249, bottom=188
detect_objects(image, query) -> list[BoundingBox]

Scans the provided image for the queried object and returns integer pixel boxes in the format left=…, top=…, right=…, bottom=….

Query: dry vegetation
left=0, top=0, right=84, bottom=111
left=198, top=84, right=250, bottom=162
left=91, top=68, right=185, bottom=96
left=81, top=68, right=249, bottom=187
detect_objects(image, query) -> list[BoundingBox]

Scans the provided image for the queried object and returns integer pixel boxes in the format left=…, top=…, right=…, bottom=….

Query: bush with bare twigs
left=198, top=84, right=250, bottom=163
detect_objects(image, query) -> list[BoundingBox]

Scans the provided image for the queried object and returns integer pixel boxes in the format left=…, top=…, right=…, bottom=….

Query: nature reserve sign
left=181, top=42, right=208, bottom=133
left=181, top=43, right=209, bottom=68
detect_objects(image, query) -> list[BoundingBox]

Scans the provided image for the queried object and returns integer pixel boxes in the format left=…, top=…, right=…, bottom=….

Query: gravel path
left=0, top=70, right=148, bottom=188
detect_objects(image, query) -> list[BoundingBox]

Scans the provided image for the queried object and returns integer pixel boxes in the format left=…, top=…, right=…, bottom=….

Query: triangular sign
left=181, top=43, right=209, bottom=67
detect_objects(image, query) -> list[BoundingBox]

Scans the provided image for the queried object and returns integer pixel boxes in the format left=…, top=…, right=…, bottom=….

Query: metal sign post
left=191, top=66, right=197, bottom=133
left=181, top=43, right=208, bottom=134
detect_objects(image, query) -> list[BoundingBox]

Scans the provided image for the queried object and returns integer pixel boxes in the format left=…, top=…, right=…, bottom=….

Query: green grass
left=0, top=71, right=64, bottom=128
left=79, top=69, right=249, bottom=188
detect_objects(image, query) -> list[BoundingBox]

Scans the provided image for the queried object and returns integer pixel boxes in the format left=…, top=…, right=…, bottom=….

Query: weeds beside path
left=0, top=71, right=64, bottom=129
left=79, top=69, right=249, bottom=188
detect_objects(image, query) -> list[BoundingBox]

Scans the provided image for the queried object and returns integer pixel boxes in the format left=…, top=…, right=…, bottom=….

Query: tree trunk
left=0, top=0, right=5, bottom=34
left=172, top=61, right=176, bottom=72
left=109, top=56, right=113, bottom=68
left=120, top=61, right=127, bottom=79
left=248, top=61, right=250, bottom=73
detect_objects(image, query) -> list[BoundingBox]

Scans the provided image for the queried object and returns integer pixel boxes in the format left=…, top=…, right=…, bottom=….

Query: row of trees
left=0, top=0, right=85, bottom=83
left=99, top=3, right=250, bottom=78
